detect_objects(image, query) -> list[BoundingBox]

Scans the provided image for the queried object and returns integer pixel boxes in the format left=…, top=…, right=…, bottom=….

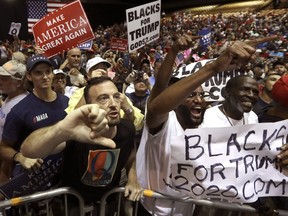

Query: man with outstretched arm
left=136, top=35, right=277, bottom=216
left=21, top=77, right=143, bottom=216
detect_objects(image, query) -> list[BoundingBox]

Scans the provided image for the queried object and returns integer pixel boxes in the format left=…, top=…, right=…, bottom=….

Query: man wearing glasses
left=136, top=35, right=274, bottom=215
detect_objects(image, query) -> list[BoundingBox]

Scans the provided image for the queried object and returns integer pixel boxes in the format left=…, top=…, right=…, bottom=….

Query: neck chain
left=222, top=106, right=245, bottom=126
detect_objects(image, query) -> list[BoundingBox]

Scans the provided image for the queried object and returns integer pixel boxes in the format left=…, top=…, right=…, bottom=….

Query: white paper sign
left=126, top=0, right=161, bottom=52
left=170, top=120, right=288, bottom=203
left=9, top=22, right=21, bottom=36
left=172, top=59, right=246, bottom=101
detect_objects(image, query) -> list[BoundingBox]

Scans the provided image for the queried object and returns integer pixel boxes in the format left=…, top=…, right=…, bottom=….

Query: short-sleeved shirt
left=61, top=119, right=135, bottom=203
left=0, top=92, right=29, bottom=139
left=2, top=93, right=68, bottom=149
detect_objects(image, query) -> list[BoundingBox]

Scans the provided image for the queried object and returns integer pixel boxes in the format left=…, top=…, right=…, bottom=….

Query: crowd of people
left=0, top=5, right=287, bottom=216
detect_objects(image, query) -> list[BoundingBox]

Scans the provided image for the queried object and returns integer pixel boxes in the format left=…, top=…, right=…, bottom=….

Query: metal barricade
left=99, top=187, right=257, bottom=216
left=0, top=187, right=93, bottom=216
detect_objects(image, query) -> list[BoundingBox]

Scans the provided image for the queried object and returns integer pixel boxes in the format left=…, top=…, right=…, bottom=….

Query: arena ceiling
left=69, top=0, right=258, bottom=13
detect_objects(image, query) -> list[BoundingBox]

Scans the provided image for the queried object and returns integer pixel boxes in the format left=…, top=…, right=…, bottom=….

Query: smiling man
left=136, top=35, right=274, bottom=216
left=200, top=75, right=259, bottom=128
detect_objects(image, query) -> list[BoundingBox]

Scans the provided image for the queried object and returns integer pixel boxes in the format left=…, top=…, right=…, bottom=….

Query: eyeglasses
left=188, top=91, right=210, bottom=99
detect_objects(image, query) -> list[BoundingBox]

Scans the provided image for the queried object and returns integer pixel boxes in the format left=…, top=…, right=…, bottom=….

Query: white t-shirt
left=64, top=86, right=78, bottom=98
left=136, top=111, right=194, bottom=216
left=0, top=92, right=29, bottom=139
left=200, top=105, right=258, bottom=128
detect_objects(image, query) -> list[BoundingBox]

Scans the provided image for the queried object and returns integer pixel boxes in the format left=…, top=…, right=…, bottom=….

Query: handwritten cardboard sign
left=172, top=59, right=246, bottom=101
left=126, top=0, right=161, bottom=52
left=169, top=120, right=288, bottom=203
left=32, top=0, right=95, bottom=58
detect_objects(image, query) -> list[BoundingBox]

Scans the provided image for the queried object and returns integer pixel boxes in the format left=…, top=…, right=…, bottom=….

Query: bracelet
left=124, top=107, right=133, bottom=114
left=12, top=151, right=19, bottom=161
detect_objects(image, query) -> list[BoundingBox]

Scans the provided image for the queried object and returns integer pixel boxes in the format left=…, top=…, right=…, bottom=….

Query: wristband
left=12, top=151, right=19, bottom=161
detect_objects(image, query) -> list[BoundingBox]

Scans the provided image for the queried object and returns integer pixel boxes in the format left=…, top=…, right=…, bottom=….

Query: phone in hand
left=123, top=53, right=130, bottom=68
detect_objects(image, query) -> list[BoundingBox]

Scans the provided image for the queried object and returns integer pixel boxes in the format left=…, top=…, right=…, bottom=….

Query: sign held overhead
left=126, top=0, right=161, bottom=53
left=32, top=0, right=95, bottom=58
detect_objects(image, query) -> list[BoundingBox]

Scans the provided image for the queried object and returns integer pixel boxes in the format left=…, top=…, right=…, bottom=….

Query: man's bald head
left=67, top=48, right=81, bottom=69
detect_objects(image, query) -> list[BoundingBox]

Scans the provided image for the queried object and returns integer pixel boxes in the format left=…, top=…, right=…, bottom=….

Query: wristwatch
left=124, top=107, right=133, bottom=114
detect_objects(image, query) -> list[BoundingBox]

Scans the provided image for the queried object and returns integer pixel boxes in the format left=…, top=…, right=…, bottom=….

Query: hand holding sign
left=209, top=36, right=278, bottom=73
left=277, top=144, right=288, bottom=169
left=15, top=153, right=43, bottom=171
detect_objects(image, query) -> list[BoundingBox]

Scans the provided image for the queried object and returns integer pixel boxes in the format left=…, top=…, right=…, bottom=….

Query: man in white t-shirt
left=136, top=36, right=276, bottom=216
left=200, top=75, right=259, bottom=128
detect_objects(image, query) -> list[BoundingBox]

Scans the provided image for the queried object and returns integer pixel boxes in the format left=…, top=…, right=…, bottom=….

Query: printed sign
left=169, top=120, right=288, bottom=203
left=32, top=0, right=95, bottom=58
left=110, top=37, right=128, bottom=52
left=9, top=22, right=21, bottom=36
left=199, top=28, right=212, bottom=51
left=0, top=153, right=63, bottom=199
left=78, top=40, right=93, bottom=50
left=173, top=59, right=246, bottom=101
left=126, top=0, right=161, bottom=53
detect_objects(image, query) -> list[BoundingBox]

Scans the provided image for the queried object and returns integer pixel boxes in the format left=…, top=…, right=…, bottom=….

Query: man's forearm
left=122, top=106, right=135, bottom=122
left=21, top=122, right=66, bottom=158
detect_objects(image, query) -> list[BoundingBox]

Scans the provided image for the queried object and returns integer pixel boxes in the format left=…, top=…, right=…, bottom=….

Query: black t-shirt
left=61, top=119, right=135, bottom=203
left=258, top=110, right=284, bottom=123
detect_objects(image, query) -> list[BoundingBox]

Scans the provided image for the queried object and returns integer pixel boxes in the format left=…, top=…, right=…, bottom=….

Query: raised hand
left=171, top=35, right=201, bottom=53
left=210, top=36, right=278, bottom=73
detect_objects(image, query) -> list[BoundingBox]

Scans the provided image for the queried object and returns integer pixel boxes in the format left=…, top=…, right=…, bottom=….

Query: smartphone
left=123, top=53, right=130, bottom=68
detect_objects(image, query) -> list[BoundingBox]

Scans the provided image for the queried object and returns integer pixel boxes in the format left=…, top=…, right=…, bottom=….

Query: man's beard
left=108, top=117, right=121, bottom=127
left=177, top=104, right=204, bottom=128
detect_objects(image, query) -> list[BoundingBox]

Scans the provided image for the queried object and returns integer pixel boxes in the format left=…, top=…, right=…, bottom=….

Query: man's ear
left=15, top=80, right=23, bottom=88
left=26, top=73, right=32, bottom=82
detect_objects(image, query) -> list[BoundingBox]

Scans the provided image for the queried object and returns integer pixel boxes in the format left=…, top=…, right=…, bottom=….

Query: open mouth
left=108, top=110, right=119, bottom=118
left=190, top=107, right=202, bottom=118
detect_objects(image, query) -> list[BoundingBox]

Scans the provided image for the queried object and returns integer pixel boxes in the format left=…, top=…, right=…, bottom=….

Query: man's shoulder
left=119, top=119, right=135, bottom=132
left=11, top=93, right=34, bottom=109
left=56, top=93, right=69, bottom=102
left=204, top=105, right=220, bottom=114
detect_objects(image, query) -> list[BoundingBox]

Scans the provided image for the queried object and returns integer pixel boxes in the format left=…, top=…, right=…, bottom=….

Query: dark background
left=0, top=0, right=268, bottom=41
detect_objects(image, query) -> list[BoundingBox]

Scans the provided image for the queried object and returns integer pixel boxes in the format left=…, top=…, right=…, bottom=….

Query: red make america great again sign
left=32, top=0, right=95, bottom=58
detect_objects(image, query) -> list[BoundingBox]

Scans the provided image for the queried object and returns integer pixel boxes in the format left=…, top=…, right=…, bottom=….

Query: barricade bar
left=99, top=187, right=257, bottom=216
left=0, top=187, right=91, bottom=216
